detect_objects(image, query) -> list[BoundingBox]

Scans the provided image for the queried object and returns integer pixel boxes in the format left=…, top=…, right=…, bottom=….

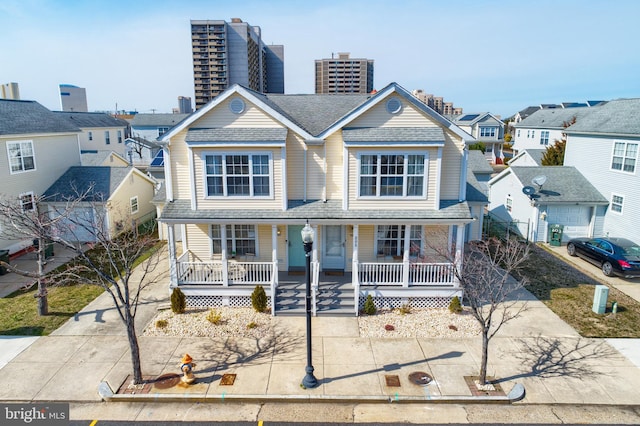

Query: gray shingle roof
left=467, top=150, right=494, bottom=174
left=130, top=113, right=190, bottom=127
left=159, top=199, right=473, bottom=223
left=186, top=128, right=287, bottom=143
left=0, top=99, right=80, bottom=136
left=564, top=98, right=640, bottom=136
left=508, top=148, right=546, bottom=166
left=342, top=127, right=445, bottom=143
left=53, top=111, right=128, bottom=128
left=514, top=106, right=595, bottom=129
left=43, top=166, right=134, bottom=202
left=81, top=151, right=118, bottom=166
left=508, top=166, right=607, bottom=204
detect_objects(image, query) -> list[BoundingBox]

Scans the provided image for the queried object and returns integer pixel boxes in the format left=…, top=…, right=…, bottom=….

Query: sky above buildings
left=2, top=0, right=639, bottom=117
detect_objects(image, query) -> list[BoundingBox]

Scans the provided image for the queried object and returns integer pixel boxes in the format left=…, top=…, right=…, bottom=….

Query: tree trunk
left=125, top=312, right=143, bottom=384
left=479, top=329, right=489, bottom=385
left=36, top=241, right=48, bottom=316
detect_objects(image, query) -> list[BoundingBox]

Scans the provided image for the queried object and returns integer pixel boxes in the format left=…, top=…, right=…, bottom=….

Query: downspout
left=164, top=146, right=174, bottom=202
left=323, top=142, right=327, bottom=202
left=459, top=146, right=468, bottom=201
left=303, top=148, right=307, bottom=202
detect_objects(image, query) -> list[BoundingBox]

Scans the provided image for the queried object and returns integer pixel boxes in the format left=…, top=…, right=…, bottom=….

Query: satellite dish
left=532, top=175, right=547, bottom=188
left=522, top=186, right=536, bottom=196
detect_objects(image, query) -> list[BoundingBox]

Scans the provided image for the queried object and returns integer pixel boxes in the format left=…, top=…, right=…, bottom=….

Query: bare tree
left=0, top=192, right=86, bottom=315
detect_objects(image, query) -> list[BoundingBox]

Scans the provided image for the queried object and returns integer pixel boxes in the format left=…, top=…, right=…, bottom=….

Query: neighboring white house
left=508, top=148, right=545, bottom=167
left=129, top=113, right=189, bottom=141
left=448, top=112, right=504, bottom=164
left=488, top=166, right=607, bottom=243
left=124, top=137, right=162, bottom=170
left=0, top=99, right=82, bottom=254
left=42, top=166, right=157, bottom=242
left=563, top=98, right=640, bottom=242
left=53, top=111, right=130, bottom=158
left=81, top=150, right=130, bottom=167
left=512, top=106, right=597, bottom=153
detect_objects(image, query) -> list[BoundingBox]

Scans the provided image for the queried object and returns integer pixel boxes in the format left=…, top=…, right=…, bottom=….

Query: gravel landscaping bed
left=143, top=307, right=481, bottom=339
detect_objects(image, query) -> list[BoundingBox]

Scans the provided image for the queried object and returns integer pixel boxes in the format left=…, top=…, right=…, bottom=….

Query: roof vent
left=386, top=97, right=402, bottom=114
left=229, top=98, right=245, bottom=114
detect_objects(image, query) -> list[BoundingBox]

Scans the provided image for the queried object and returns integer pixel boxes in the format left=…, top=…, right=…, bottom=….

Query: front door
left=323, top=225, right=345, bottom=270
left=288, top=225, right=306, bottom=271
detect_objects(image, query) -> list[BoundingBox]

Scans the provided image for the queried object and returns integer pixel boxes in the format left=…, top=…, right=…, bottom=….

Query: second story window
left=7, top=140, right=35, bottom=173
left=204, top=153, right=271, bottom=197
left=105, top=131, right=110, bottom=144
left=611, top=141, right=637, bottom=173
left=359, top=153, right=426, bottom=198
left=540, top=131, right=549, bottom=145
left=88, top=131, right=93, bottom=141
left=117, top=130, right=123, bottom=144
left=158, top=127, right=169, bottom=137
left=480, top=127, right=496, bottom=138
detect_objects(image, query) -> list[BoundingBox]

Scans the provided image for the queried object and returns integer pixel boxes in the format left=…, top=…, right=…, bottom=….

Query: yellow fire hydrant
left=180, top=353, right=197, bottom=385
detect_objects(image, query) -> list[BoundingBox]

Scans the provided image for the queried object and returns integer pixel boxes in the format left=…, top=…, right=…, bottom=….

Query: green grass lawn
left=0, top=284, right=104, bottom=335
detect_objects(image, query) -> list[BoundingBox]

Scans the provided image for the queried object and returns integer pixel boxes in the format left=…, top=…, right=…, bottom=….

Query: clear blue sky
left=2, top=0, right=639, bottom=117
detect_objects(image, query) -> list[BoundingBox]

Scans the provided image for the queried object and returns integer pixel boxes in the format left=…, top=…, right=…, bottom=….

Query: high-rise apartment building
left=315, top=53, right=374, bottom=94
left=59, top=84, right=88, bottom=112
left=190, top=18, right=284, bottom=109
left=178, top=96, right=193, bottom=114
left=411, top=89, right=462, bottom=115
left=1, top=82, right=20, bottom=100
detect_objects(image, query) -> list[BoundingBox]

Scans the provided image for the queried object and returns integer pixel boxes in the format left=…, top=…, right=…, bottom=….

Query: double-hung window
left=211, top=224, right=256, bottom=256
left=480, top=127, right=496, bottom=138
left=20, top=192, right=35, bottom=212
left=611, top=194, right=624, bottom=213
left=105, top=131, right=110, bottom=144
left=130, top=196, right=139, bottom=214
left=375, top=225, right=422, bottom=257
left=359, top=153, right=426, bottom=198
left=611, top=142, right=637, bottom=173
left=204, top=153, right=271, bottom=197
left=7, top=140, right=35, bottom=173
left=117, top=130, right=123, bottom=144
left=540, top=131, right=549, bottom=145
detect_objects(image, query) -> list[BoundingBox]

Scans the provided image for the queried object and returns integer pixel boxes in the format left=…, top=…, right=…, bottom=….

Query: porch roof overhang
left=185, top=128, right=287, bottom=147
left=342, top=127, right=445, bottom=147
left=158, top=199, right=475, bottom=225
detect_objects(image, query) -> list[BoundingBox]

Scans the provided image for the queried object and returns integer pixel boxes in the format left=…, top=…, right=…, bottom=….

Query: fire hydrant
left=180, top=353, right=197, bottom=385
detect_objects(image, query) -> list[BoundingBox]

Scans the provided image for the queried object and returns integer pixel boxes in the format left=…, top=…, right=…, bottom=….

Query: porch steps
left=316, top=282, right=356, bottom=316
left=274, top=281, right=306, bottom=315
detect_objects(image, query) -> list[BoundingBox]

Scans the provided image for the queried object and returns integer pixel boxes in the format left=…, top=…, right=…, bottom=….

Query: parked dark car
left=567, top=237, right=640, bottom=278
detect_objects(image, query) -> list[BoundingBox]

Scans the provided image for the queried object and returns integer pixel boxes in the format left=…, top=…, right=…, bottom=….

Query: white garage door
left=52, top=207, right=97, bottom=243
left=546, top=205, right=591, bottom=242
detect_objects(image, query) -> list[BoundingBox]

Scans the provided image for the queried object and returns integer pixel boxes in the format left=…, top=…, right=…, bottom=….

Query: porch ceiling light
left=301, top=222, right=314, bottom=245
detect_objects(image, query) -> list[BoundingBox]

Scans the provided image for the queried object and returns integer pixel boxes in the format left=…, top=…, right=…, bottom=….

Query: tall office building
left=190, top=18, right=285, bottom=109
left=315, top=53, right=374, bottom=94
left=178, top=96, right=193, bottom=114
left=59, top=84, right=88, bottom=112
left=1, top=82, right=20, bottom=100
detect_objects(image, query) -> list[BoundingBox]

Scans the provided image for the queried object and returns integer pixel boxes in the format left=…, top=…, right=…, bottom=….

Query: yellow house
left=157, top=83, right=481, bottom=315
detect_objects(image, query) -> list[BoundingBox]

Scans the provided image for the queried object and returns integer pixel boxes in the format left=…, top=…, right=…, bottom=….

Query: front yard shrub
left=363, top=294, right=377, bottom=315
left=397, top=304, right=412, bottom=315
left=206, top=308, right=222, bottom=325
left=448, top=296, right=462, bottom=314
left=171, top=288, right=186, bottom=314
left=155, top=319, right=168, bottom=329
left=251, top=285, right=268, bottom=313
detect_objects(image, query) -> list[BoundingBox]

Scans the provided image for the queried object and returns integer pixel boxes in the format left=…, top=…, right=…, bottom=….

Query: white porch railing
left=358, top=262, right=455, bottom=286
left=177, top=258, right=275, bottom=286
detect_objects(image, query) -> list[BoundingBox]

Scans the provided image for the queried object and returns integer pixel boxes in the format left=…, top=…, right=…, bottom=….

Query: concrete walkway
left=1, top=244, right=640, bottom=422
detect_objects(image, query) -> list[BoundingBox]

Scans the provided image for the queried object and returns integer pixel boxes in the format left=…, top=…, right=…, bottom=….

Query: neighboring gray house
left=508, top=148, right=545, bottom=167
left=488, top=166, right=608, bottom=243
left=128, top=113, right=188, bottom=141
left=465, top=150, right=490, bottom=241
left=563, top=98, right=640, bottom=241
left=53, top=111, right=130, bottom=158
left=448, top=112, right=504, bottom=163
left=0, top=99, right=81, bottom=255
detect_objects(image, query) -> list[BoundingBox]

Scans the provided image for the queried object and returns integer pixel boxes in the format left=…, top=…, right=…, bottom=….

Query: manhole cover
left=220, top=373, right=236, bottom=386
left=408, top=371, right=433, bottom=386
left=385, top=375, right=401, bottom=387
left=152, top=373, right=181, bottom=389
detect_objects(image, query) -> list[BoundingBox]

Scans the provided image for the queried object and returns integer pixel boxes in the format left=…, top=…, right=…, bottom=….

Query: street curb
left=98, top=381, right=525, bottom=404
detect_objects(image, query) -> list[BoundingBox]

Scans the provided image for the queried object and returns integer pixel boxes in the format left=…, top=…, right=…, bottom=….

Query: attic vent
left=386, top=97, right=402, bottom=114
left=229, top=98, right=245, bottom=114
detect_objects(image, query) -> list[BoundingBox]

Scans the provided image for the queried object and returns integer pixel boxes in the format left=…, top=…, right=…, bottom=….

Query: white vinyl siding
left=191, top=97, right=281, bottom=128
left=348, top=99, right=440, bottom=128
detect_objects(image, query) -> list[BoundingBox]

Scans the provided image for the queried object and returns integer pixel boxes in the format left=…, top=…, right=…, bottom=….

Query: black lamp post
left=300, top=222, right=319, bottom=389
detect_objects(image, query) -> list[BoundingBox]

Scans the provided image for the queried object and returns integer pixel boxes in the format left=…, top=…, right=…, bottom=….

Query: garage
left=51, top=207, right=98, bottom=243
left=546, top=205, right=592, bottom=242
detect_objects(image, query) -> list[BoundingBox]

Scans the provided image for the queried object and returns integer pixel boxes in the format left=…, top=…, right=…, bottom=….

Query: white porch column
left=272, top=225, right=279, bottom=286
left=402, top=224, right=411, bottom=288
left=455, top=223, right=465, bottom=287
left=311, top=224, right=319, bottom=264
left=352, top=224, right=359, bottom=286
left=221, top=225, right=228, bottom=287
left=167, top=224, right=178, bottom=287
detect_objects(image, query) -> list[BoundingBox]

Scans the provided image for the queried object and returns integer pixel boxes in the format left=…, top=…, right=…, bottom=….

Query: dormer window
left=204, top=152, right=272, bottom=198
left=358, top=153, right=427, bottom=198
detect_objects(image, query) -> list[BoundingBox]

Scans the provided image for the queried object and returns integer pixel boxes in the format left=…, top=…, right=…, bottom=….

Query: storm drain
left=384, top=375, right=401, bottom=387
left=408, top=371, right=433, bottom=386
left=220, top=373, right=236, bottom=386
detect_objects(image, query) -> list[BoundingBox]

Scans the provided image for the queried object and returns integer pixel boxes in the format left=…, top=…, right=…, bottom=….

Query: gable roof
left=508, top=148, right=546, bottom=166
left=130, top=113, right=190, bottom=127
left=80, top=150, right=129, bottom=166
left=490, top=166, right=607, bottom=205
left=514, top=106, right=595, bottom=129
left=564, top=98, right=640, bottom=136
left=43, top=166, right=152, bottom=202
left=467, top=150, right=494, bottom=174
left=447, top=112, right=501, bottom=127
left=53, top=111, right=128, bottom=128
left=0, top=99, right=81, bottom=136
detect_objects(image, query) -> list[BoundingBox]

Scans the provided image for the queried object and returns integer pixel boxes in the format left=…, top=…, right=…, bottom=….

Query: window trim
left=610, top=193, right=624, bottom=215
left=479, top=126, right=497, bottom=138
left=210, top=224, right=258, bottom=256
left=19, top=191, right=35, bottom=212
left=158, top=127, right=169, bottom=137
left=506, top=196, right=513, bottom=213
left=105, top=130, right=111, bottom=145
left=202, top=151, right=274, bottom=199
left=7, top=140, right=36, bottom=174
left=540, top=130, right=549, bottom=146
left=130, top=196, right=139, bottom=214
left=88, top=131, right=93, bottom=141
left=610, top=141, right=637, bottom=174
left=117, top=130, right=123, bottom=144
left=357, top=151, right=428, bottom=199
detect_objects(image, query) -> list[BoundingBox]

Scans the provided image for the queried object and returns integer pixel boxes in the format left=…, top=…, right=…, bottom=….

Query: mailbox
left=549, top=224, right=564, bottom=247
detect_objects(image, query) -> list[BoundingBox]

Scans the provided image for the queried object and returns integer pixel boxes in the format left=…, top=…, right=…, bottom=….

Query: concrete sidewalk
left=1, top=245, right=640, bottom=422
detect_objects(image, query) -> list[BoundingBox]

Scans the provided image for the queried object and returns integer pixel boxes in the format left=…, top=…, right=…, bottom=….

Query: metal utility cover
left=385, top=375, right=401, bottom=387
left=220, top=373, right=237, bottom=386
left=408, top=371, right=433, bottom=386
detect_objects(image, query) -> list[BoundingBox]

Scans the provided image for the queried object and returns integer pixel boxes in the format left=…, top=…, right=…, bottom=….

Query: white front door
left=322, top=225, right=345, bottom=270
